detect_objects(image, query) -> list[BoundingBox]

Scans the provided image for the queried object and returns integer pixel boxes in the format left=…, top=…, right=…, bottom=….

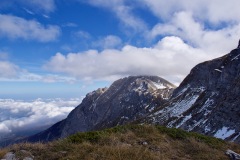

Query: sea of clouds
left=0, top=98, right=82, bottom=136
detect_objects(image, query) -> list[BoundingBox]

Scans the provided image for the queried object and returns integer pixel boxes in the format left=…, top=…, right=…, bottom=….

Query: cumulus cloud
left=0, top=14, right=60, bottom=42
left=79, top=0, right=240, bottom=53
left=141, top=0, right=240, bottom=24
left=44, top=36, right=218, bottom=84
left=79, top=0, right=240, bottom=33
left=0, top=98, right=81, bottom=134
left=149, top=12, right=240, bottom=54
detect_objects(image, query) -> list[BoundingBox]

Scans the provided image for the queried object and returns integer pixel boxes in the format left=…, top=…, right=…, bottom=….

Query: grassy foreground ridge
left=1, top=124, right=240, bottom=159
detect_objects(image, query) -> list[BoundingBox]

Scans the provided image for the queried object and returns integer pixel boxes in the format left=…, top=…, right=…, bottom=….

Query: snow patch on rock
left=214, top=127, right=235, bottom=140
left=168, top=94, right=199, bottom=117
left=152, top=82, right=167, bottom=89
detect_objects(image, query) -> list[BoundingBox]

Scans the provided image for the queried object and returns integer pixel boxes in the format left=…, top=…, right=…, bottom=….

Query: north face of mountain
left=146, top=48, right=240, bottom=143
left=27, top=76, right=175, bottom=142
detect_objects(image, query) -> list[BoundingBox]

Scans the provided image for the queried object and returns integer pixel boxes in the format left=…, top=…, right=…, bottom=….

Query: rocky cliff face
left=27, top=76, right=175, bottom=142
left=145, top=48, right=240, bottom=143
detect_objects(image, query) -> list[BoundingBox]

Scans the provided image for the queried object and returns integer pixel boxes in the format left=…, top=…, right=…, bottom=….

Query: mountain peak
left=27, top=75, right=175, bottom=142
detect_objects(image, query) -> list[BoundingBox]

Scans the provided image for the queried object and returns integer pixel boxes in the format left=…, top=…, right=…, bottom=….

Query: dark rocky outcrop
left=27, top=76, right=175, bottom=142
left=145, top=48, right=240, bottom=143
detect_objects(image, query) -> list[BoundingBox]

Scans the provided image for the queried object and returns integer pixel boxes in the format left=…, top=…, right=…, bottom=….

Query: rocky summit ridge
left=27, top=76, right=175, bottom=142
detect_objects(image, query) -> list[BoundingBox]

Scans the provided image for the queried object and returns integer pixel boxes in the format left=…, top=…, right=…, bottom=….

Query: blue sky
left=0, top=0, right=240, bottom=100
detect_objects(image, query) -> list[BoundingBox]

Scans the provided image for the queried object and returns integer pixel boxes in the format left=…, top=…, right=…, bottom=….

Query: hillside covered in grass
left=1, top=125, right=240, bottom=160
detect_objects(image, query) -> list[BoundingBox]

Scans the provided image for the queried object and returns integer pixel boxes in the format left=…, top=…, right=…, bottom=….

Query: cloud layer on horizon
left=0, top=98, right=81, bottom=135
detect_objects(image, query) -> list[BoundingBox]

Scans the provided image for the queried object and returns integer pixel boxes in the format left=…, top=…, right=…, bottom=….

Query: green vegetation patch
left=67, top=125, right=128, bottom=143
left=1, top=124, right=238, bottom=160
left=155, top=125, right=225, bottom=148
left=67, top=124, right=225, bottom=149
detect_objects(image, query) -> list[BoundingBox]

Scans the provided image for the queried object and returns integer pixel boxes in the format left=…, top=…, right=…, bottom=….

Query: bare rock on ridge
left=27, top=76, right=175, bottom=142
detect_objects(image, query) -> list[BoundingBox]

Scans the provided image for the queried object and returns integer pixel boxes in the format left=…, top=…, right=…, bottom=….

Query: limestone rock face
left=145, top=48, right=240, bottom=143
left=27, top=76, right=175, bottom=142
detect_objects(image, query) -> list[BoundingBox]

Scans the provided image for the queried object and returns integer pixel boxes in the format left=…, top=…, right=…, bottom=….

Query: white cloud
left=0, top=14, right=60, bottom=42
left=0, top=61, right=19, bottom=78
left=80, top=0, right=240, bottom=34
left=23, top=8, right=35, bottom=15
left=42, top=14, right=50, bottom=19
left=149, top=12, right=240, bottom=55
left=93, top=35, right=122, bottom=49
left=0, top=98, right=81, bottom=134
left=0, top=0, right=56, bottom=15
left=0, top=71, right=77, bottom=83
left=0, top=123, right=11, bottom=133
left=0, top=60, right=76, bottom=83
left=75, top=30, right=91, bottom=39
left=79, top=0, right=240, bottom=53
left=20, top=0, right=55, bottom=13
left=81, top=0, right=147, bottom=32
left=0, top=0, right=55, bottom=13
left=18, top=72, right=77, bottom=83
left=44, top=36, right=217, bottom=84
left=141, top=0, right=240, bottom=24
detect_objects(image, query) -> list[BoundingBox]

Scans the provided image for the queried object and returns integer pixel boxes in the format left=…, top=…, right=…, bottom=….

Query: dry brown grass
left=1, top=125, right=239, bottom=160
left=0, top=148, right=8, bottom=158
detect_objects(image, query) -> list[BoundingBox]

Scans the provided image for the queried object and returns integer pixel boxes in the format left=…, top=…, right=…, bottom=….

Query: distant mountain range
left=25, top=46, right=240, bottom=144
